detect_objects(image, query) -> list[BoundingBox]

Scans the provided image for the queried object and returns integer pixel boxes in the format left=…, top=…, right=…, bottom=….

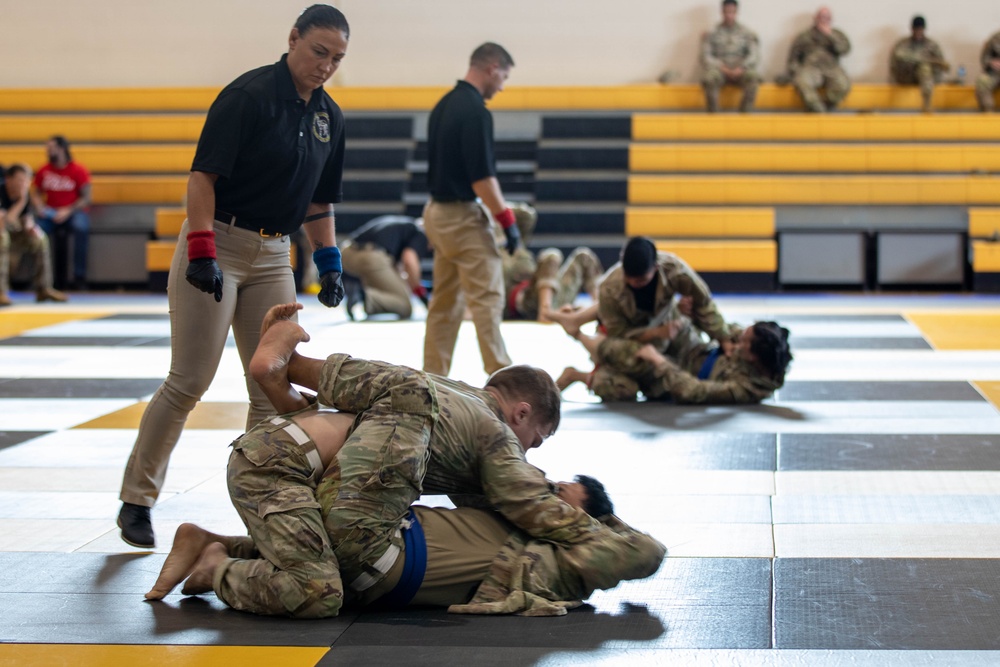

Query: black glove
left=318, top=271, right=345, bottom=308
left=503, top=223, right=522, bottom=255
left=185, top=257, right=224, bottom=302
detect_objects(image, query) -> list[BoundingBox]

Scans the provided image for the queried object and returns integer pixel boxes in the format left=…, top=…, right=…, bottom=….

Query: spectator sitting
left=32, top=135, right=91, bottom=290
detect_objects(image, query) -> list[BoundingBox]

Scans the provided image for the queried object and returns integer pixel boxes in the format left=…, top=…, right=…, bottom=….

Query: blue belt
left=697, top=347, right=721, bottom=380
left=377, top=509, right=427, bottom=608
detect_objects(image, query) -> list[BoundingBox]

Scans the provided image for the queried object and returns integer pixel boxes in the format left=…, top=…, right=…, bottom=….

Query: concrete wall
left=3, top=1, right=999, bottom=88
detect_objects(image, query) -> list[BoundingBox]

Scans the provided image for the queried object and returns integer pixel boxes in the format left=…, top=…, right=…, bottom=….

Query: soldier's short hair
left=621, top=236, right=658, bottom=277
left=471, top=42, right=515, bottom=70
left=911, top=15, right=926, bottom=30
left=5, top=162, right=31, bottom=179
left=722, top=0, right=738, bottom=7
left=575, top=475, right=614, bottom=517
left=750, top=321, right=793, bottom=385
left=485, top=365, right=561, bottom=432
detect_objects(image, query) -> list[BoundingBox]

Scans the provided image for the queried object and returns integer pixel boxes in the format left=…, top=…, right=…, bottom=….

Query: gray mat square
left=779, top=434, right=1000, bottom=470
left=0, top=377, right=165, bottom=399
left=0, top=431, right=48, bottom=451
left=775, top=558, right=1000, bottom=649
left=779, top=381, right=983, bottom=401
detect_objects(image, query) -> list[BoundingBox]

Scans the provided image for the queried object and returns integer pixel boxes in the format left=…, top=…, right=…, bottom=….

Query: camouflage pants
left=701, top=67, right=760, bottom=112
left=976, top=72, right=1000, bottom=111
left=0, top=227, right=54, bottom=295
left=219, top=408, right=343, bottom=618
left=793, top=65, right=851, bottom=112
left=893, top=62, right=943, bottom=105
left=317, top=354, right=438, bottom=592
left=589, top=322, right=710, bottom=401
left=518, top=247, right=602, bottom=319
left=590, top=337, right=671, bottom=402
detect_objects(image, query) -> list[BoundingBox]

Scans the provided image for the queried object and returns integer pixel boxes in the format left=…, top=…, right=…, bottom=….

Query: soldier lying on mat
left=145, top=303, right=665, bottom=617
left=551, top=301, right=792, bottom=404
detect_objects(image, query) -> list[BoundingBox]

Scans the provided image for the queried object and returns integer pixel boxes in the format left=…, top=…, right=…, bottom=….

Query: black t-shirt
left=192, top=54, right=346, bottom=235
left=426, top=81, right=496, bottom=201
left=630, top=279, right=658, bottom=314
left=350, top=215, right=429, bottom=262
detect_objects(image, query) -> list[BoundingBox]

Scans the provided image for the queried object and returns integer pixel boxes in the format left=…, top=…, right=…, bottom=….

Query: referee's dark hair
left=49, top=135, right=72, bottom=163
left=296, top=4, right=350, bottom=39
left=576, top=474, right=614, bottom=518
left=471, top=42, right=515, bottom=70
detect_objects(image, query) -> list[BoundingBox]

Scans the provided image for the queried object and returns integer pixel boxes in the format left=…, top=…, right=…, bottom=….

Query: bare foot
left=146, top=523, right=217, bottom=600
left=251, top=320, right=313, bottom=413
left=260, top=302, right=303, bottom=338
left=180, top=542, right=229, bottom=596
left=556, top=366, right=587, bottom=391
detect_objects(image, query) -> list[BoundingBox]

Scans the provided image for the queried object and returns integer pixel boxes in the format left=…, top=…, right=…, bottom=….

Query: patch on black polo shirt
left=313, top=112, right=332, bottom=143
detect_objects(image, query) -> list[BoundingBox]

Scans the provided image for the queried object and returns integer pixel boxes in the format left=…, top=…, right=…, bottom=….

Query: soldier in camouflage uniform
left=700, top=0, right=761, bottom=112
left=160, top=304, right=609, bottom=616
left=785, top=7, right=852, bottom=112
left=556, top=298, right=792, bottom=404
left=507, top=247, right=603, bottom=322
left=975, top=30, right=1000, bottom=112
left=890, top=16, right=949, bottom=112
left=588, top=237, right=730, bottom=401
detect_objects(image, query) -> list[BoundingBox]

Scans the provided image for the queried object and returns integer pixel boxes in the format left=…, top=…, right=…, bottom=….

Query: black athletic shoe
left=342, top=274, right=364, bottom=321
left=117, top=502, right=155, bottom=548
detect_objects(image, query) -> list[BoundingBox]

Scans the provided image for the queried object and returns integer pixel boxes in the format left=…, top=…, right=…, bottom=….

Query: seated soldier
left=890, top=16, right=949, bottom=113
left=1, top=163, right=67, bottom=306
left=340, top=215, right=431, bottom=320
left=700, top=0, right=761, bottom=113
left=976, top=29, right=1000, bottom=112
left=553, top=302, right=792, bottom=404
left=145, top=303, right=660, bottom=617
left=784, top=7, right=852, bottom=112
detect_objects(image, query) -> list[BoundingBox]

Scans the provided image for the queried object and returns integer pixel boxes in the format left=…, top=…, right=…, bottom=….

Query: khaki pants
left=793, top=65, right=851, bottom=112
left=120, top=219, right=295, bottom=507
left=341, top=242, right=412, bottom=318
left=422, top=200, right=511, bottom=375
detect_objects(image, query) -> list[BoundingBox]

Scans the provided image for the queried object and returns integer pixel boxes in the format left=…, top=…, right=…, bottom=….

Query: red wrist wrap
left=495, top=207, right=516, bottom=230
left=187, top=230, right=217, bottom=261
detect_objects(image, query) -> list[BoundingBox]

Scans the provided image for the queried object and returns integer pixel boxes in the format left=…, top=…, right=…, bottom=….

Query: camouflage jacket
left=316, top=354, right=604, bottom=547
left=891, top=36, right=946, bottom=74
left=787, top=26, right=851, bottom=73
left=597, top=252, right=730, bottom=347
left=449, top=513, right=666, bottom=616
left=701, top=22, right=760, bottom=70
left=650, top=337, right=782, bottom=404
left=982, top=31, right=1000, bottom=73
left=502, top=247, right=537, bottom=295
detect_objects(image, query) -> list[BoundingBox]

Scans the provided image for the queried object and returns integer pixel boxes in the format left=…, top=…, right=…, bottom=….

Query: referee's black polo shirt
left=350, top=215, right=429, bottom=262
left=192, top=54, right=346, bottom=236
left=426, top=80, right=496, bottom=202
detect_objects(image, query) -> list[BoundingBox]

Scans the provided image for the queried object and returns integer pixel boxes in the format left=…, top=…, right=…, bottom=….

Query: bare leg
left=180, top=542, right=229, bottom=596
left=146, top=523, right=229, bottom=600
left=548, top=302, right=598, bottom=335
left=249, top=319, right=312, bottom=414
left=556, top=366, right=592, bottom=391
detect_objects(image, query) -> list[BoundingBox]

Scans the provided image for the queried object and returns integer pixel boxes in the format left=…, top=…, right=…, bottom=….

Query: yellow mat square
left=75, top=402, right=250, bottom=429
left=975, top=381, right=1000, bottom=412
left=0, top=310, right=109, bottom=338
left=904, top=312, right=1000, bottom=350
left=0, top=645, right=327, bottom=667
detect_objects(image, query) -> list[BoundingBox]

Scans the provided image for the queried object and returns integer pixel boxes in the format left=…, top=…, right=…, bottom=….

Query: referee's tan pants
left=341, top=242, right=412, bottom=319
left=422, top=201, right=511, bottom=376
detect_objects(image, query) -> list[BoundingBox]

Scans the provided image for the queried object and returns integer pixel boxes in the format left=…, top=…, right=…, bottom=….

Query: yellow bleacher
left=0, top=84, right=994, bottom=113
left=969, top=209, right=1000, bottom=279
left=0, top=145, right=195, bottom=173
left=629, top=175, right=1000, bottom=206
left=630, top=144, right=1000, bottom=173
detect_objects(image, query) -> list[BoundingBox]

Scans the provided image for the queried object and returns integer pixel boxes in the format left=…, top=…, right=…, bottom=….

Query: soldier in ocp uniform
left=785, top=6, right=852, bottom=112
left=890, top=16, right=949, bottom=113
left=145, top=306, right=665, bottom=616
left=975, top=30, right=1000, bottom=112
left=700, top=0, right=761, bottom=112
